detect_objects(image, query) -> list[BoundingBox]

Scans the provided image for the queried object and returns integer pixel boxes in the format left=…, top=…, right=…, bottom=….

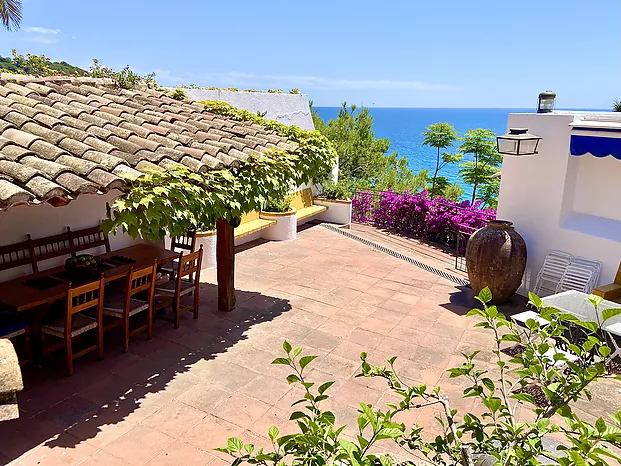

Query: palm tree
left=614, top=100, right=621, bottom=112
left=1, top=0, right=22, bottom=31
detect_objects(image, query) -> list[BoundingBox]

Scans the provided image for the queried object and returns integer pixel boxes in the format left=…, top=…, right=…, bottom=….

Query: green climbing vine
left=102, top=102, right=336, bottom=241
left=201, top=100, right=335, bottom=184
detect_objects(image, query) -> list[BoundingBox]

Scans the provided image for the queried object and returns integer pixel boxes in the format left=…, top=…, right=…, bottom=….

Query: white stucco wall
left=0, top=191, right=145, bottom=282
left=496, top=112, right=621, bottom=294
left=175, top=89, right=315, bottom=131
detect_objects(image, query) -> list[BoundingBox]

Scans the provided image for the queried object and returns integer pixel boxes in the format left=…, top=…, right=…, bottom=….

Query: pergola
left=0, top=74, right=320, bottom=312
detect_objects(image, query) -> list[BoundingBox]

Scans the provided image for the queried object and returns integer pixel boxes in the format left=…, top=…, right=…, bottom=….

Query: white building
left=497, top=111, right=621, bottom=294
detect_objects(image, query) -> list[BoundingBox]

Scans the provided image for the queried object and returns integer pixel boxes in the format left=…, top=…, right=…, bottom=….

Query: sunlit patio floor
left=2, top=223, right=619, bottom=465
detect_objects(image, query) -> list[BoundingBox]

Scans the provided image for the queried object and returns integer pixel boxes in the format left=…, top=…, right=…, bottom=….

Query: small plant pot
left=313, top=197, right=352, bottom=227
left=260, top=208, right=297, bottom=241
left=195, top=230, right=217, bottom=269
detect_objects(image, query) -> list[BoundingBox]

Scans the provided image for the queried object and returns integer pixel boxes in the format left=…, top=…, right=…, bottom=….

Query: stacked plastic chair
left=569, top=257, right=602, bottom=292
left=556, top=265, right=595, bottom=294
left=533, top=250, right=574, bottom=296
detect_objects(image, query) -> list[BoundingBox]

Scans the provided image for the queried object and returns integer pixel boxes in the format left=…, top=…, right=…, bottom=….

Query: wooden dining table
left=0, top=243, right=179, bottom=312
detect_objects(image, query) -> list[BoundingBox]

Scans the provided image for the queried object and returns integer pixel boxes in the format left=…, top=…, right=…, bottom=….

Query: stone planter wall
left=260, top=209, right=297, bottom=241
left=313, top=198, right=352, bottom=227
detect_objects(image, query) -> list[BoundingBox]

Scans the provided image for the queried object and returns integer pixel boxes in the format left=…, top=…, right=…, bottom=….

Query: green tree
left=442, top=182, right=465, bottom=202
left=614, top=100, right=621, bottom=112
left=311, top=103, right=428, bottom=192
left=459, top=128, right=502, bottom=203
left=422, top=122, right=461, bottom=198
left=478, top=176, right=500, bottom=208
left=0, top=0, right=21, bottom=30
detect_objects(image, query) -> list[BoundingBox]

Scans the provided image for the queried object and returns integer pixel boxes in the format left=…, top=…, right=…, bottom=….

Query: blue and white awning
left=570, top=120, right=621, bottom=160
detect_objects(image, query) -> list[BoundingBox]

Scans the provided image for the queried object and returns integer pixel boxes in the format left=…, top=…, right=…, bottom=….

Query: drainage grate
left=322, top=224, right=471, bottom=288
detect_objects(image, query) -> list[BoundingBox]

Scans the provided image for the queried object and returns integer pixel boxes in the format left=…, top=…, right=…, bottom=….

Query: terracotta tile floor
left=2, top=224, right=620, bottom=465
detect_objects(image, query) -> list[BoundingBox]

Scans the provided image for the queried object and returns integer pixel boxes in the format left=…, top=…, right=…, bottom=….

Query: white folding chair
left=533, top=250, right=574, bottom=296
left=571, top=257, right=602, bottom=292
left=556, top=265, right=594, bottom=294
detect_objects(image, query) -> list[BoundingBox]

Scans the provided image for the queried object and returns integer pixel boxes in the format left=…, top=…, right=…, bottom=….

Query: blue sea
left=314, top=107, right=529, bottom=194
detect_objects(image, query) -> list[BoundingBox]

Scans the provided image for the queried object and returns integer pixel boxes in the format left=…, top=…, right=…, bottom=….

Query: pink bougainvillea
left=352, top=190, right=496, bottom=246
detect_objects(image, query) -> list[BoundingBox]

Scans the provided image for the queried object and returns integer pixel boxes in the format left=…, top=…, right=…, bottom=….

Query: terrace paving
left=1, top=223, right=620, bottom=465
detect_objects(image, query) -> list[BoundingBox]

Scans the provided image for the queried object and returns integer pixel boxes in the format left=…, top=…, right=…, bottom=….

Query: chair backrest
left=126, top=260, right=157, bottom=298
left=539, top=250, right=573, bottom=280
left=171, top=230, right=196, bottom=253
left=556, top=265, right=594, bottom=294
left=290, top=188, right=314, bottom=210
left=0, top=239, right=34, bottom=273
left=616, top=263, right=621, bottom=285
left=66, top=274, right=105, bottom=315
left=69, top=225, right=111, bottom=254
left=177, top=245, right=203, bottom=284
left=30, top=231, right=73, bottom=273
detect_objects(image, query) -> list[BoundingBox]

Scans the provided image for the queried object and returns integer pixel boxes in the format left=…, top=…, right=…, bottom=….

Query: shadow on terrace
left=0, top=279, right=292, bottom=462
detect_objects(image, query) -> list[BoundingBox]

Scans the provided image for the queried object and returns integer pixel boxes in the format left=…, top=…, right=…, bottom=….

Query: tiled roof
left=0, top=74, right=298, bottom=210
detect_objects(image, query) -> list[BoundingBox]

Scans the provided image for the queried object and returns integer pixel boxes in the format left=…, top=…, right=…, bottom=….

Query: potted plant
left=260, top=194, right=297, bottom=241
left=314, top=180, right=353, bottom=227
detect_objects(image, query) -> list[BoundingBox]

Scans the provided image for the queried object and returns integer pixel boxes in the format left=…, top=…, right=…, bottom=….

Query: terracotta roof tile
left=0, top=179, right=34, bottom=205
left=121, top=122, right=151, bottom=138
left=147, top=133, right=178, bottom=149
left=29, top=140, right=67, bottom=160
left=2, top=128, right=41, bottom=148
left=0, top=75, right=300, bottom=209
left=25, top=175, right=67, bottom=198
left=3, top=111, right=30, bottom=128
left=21, top=122, right=66, bottom=145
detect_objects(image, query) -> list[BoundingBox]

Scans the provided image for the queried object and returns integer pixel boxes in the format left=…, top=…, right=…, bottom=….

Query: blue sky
left=1, top=0, right=619, bottom=108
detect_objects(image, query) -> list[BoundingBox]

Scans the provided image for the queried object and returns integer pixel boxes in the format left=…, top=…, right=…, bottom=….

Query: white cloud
left=23, top=26, right=60, bottom=35
left=20, top=26, right=61, bottom=44
left=198, top=71, right=456, bottom=91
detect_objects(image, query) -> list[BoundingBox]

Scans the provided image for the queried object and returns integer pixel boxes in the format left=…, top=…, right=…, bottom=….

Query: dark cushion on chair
left=0, top=320, right=28, bottom=339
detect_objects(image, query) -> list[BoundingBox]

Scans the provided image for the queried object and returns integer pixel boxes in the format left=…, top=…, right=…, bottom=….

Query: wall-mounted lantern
left=537, top=91, right=556, bottom=113
left=497, top=128, right=542, bottom=156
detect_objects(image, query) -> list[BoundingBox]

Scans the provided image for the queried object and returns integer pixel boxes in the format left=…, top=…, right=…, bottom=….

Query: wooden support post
left=216, top=218, right=236, bottom=312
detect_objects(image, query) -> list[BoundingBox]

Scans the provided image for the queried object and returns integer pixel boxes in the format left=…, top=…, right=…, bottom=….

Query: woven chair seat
left=103, top=297, right=149, bottom=318
left=0, top=320, right=28, bottom=339
left=155, top=279, right=195, bottom=297
left=42, top=314, right=97, bottom=338
left=161, top=259, right=180, bottom=275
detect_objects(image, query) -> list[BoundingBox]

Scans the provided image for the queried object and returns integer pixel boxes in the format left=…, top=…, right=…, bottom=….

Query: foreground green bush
left=219, top=288, right=621, bottom=465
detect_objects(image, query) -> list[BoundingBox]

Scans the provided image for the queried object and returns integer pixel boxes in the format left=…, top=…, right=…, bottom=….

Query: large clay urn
left=465, top=220, right=527, bottom=304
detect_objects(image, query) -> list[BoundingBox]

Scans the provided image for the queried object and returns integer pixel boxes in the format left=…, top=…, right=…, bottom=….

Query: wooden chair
left=171, top=230, right=197, bottom=253
left=29, top=231, right=73, bottom=273
left=103, top=260, right=157, bottom=353
left=0, top=312, right=32, bottom=366
left=69, top=225, right=111, bottom=255
left=41, top=275, right=104, bottom=376
left=163, top=230, right=197, bottom=280
left=155, top=245, right=203, bottom=329
left=0, top=239, right=35, bottom=274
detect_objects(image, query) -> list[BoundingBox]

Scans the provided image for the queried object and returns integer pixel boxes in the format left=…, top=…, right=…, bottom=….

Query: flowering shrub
left=352, top=190, right=496, bottom=246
